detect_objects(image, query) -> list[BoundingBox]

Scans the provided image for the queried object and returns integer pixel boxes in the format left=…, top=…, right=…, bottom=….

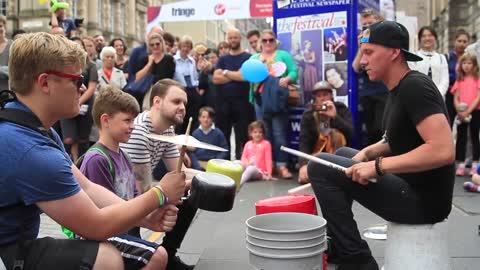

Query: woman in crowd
left=109, top=38, right=129, bottom=79
left=250, top=29, right=298, bottom=179
left=135, top=33, right=176, bottom=109
left=98, top=46, right=127, bottom=91
left=409, top=26, right=449, bottom=98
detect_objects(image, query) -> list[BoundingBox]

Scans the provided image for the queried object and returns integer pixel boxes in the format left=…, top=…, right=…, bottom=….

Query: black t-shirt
left=382, top=70, right=455, bottom=222
left=215, top=52, right=251, bottom=98
left=140, top=54, right=176, bottom=85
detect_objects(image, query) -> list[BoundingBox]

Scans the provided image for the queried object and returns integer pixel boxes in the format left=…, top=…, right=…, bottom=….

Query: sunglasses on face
left=150, top=42, right=161, bottom=47
left=261, top=38, right=275, bottom=44
left=45, top=70, right=84, bottom=89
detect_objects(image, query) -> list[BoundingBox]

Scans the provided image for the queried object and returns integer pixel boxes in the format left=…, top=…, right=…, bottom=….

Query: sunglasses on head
left=261, top=38, right=275, bottom=44
left=150, top=42, right=161, bottom=47
left=45, top=70, right=84, bottom=89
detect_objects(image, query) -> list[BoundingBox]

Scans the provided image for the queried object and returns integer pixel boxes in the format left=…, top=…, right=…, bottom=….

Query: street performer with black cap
left=307, top=21, right=455, bottom=270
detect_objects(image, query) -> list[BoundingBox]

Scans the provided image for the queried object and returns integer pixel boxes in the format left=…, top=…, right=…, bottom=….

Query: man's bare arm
left=224, top=70, right=244, bottom=82
left=133, top=163, right=153, bottom=194
left=212, top=69, right=232, bottom=85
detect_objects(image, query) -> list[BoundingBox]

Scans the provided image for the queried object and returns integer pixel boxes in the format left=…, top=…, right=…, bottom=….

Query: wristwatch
left=222, top=70, right=229, bottom=76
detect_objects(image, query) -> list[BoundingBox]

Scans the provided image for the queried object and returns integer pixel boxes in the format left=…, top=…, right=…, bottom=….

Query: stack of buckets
left=245, top=195, right=328, bottom=270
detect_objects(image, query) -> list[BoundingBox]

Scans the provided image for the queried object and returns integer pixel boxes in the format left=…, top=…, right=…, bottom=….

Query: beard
left=230, top=42, right=240, bottom=50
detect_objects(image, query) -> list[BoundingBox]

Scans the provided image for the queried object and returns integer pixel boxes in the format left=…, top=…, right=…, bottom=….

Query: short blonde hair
left=178, top=35, right=193, bottom=50
left=9, top=32, right=87, bottom=95
left=92, top=85, right=140, bottom=128
left=148, top=33, right=166, bottom=53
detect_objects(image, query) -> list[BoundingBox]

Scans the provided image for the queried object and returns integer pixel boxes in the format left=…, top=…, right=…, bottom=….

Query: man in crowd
left=121, top=79, right=199, bottom=270
left=213, top=28, right=254, bottom=159
left=247, top=30, right=261, bottom=53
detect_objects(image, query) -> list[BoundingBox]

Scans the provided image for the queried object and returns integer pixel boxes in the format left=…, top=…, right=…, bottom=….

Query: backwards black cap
left=360, top=21, right=423, bottom=62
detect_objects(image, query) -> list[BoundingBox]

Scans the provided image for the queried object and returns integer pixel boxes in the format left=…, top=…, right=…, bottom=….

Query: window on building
left=120, top=3, right=126, bottom=36
left=71, top=0, right=78, bottom=18
left=97, top=0, right=103, bottom=28
left=110, top=2, right=114, bottom=33
left=0, top=0, right=6, bottom=16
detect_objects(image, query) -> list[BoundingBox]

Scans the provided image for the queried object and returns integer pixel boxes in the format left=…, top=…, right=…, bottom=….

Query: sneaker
left=456, top=166, right=465, bottom=176
left=470, top=163, right=479, bottom=176
left=463, top=181, right=480, bottom=192
left=335, top=257, right=379, bottom=270
left=166, top=256, right=194, bottom=270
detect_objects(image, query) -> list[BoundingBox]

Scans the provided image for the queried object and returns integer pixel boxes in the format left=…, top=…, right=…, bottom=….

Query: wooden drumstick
left=280, top=146, right=377, bottom=183
left=288, top=183, right=312, bottom=194
left=176, top=117, right=193, bottom=173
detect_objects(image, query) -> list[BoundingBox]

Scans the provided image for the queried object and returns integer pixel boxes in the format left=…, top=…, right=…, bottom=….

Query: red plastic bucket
left=255, top=194, right=318, bottom=215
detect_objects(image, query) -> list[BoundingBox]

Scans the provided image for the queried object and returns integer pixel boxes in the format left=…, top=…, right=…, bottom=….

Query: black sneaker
left=335, top=258, right=379, bottom=270
left=166, top=256, right=194, bottom=270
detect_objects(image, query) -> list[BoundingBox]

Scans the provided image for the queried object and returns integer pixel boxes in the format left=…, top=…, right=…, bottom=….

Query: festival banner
left=147, top=0, right=272, bottom=32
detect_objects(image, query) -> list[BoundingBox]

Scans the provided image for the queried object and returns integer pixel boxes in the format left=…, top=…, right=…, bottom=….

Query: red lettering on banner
left=250, top=0, right=273, bottom=17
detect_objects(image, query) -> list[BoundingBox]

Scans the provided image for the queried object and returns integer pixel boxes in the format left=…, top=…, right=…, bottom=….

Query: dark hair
left=247, top=30, right=260, bottom=39
left=11, top=29, right=26, bottom=40
left=70, top=36, right=86, bottom=51
left=162, top=32, right=175, bottom=46
left=109, top=38, right=127, bottom=54
left=455, top=29, right=470, bottom=40
left=418, top=26, right=438, bottom=42
left=149, top=79, right=184, bottom=107
left=198, top=106, right=215, bottom=118
left=217, top=41, right=230, bottom=51
left=205, top=48, right=219, bottom=56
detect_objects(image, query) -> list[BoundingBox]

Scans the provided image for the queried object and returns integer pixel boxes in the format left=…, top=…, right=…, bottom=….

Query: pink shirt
left=450, top=76, right=480, bottom=109
left=241, top=139, right=273, bottom=175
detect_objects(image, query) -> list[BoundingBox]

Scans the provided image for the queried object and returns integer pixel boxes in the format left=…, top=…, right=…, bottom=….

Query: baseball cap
left=360, top=21, right=423, bottom=62
left=312, top=81, right=334, bottom=92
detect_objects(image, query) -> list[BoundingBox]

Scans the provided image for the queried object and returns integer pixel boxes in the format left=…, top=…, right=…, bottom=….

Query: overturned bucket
left=245, top=212, right=327, bottom=270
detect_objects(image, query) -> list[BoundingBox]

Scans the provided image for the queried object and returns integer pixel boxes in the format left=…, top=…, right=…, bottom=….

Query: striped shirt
left=120, top=111, right=179, bottom=167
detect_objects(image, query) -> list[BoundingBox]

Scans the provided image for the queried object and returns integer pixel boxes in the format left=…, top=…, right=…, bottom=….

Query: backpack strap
left=76, top=143, right=116, bottom=181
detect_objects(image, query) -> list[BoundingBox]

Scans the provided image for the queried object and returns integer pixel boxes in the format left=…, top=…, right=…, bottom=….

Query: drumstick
left=280, top=146, right=377, bottom=183
left=288, top=183, right=312, bottom=194
left=176, top=117, right=193, bottom=173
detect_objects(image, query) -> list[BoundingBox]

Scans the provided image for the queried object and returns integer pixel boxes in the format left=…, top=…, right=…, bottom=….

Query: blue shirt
left=173, top=53, right=199, bottom=88
left=192, top=127, right=229, bottom=161
left=127, top=43, right=148, bottom=83
left=0, top=102, right=80, bottom=245
left=59, top=18, right=76, bottom=38
left=216, top=52, right=251, bottom=98
left=446, top=51, right=459, bottom=87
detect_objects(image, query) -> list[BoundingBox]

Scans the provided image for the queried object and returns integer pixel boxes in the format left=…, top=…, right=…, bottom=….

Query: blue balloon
left=241, top=59, right=268, bottom=83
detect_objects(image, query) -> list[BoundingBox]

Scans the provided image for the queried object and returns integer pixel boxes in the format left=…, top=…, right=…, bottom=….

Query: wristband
left=375, top=157, right=385, bottom=176
left=156, top=185, right=169, bottom=204
left=152, top=186, right=167, bottom=207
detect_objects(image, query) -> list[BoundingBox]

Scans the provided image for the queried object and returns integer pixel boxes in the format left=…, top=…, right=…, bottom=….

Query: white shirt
left=408, top=49, right=449, bottom=98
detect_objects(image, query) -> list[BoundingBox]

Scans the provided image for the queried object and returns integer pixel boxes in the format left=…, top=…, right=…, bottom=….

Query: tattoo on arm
left=133, top=163, right=153, bottom=194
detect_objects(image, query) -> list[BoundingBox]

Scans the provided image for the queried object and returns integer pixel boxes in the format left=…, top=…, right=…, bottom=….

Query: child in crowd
left=190, top=106, right=229, bottom=169
left=240, top=121, right=273, bottom=185
left=78, top=85, right=173, bottom=269
left=451, top=53, right=480, bottom=177
left=79, top=86, right=143, bottom=237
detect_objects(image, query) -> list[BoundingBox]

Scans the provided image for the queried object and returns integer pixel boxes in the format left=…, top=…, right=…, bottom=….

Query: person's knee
left=335, top=147, right=358, bottom=158
left=149, top=246, right=168, bottom=270
left=93, top=243, right=124, bottom=270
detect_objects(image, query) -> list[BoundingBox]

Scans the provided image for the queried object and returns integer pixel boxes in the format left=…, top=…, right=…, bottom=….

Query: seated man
left=0, top=32, right=185, bottom=270
left=308, top=21, right=455, bottom=270
left=298, top=81, right=354, bottom=184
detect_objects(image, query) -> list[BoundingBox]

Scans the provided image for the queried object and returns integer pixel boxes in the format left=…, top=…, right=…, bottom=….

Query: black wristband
left=375, top=157, right=385, bottom=176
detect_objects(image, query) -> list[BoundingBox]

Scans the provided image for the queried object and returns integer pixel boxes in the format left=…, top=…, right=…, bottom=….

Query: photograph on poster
left=325, top=62, right=348, bottom=98
left=277, top=11, right=348, bottom=105
left=324, top=27, right=347, bottom=62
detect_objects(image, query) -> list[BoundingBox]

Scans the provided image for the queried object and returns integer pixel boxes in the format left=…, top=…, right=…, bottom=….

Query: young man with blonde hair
left=0, top=33, right=186, bottom=270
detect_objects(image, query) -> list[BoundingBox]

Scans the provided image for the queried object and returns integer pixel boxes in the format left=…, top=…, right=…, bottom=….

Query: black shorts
left=0, top=234, right=158, bottom=270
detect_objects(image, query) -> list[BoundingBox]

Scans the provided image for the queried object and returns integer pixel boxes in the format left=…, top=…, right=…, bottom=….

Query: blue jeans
left=263, top=112, right=289, bottom=166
